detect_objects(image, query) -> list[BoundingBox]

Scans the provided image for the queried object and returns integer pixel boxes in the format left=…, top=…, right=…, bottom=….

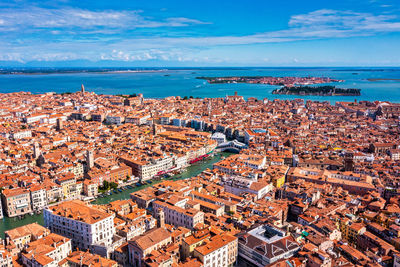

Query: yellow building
left=337, top=218, right=365, bottom=244
left=182, top=229, right=211, bottom=259
left=347, top=222, right=366, bottom=244
left=268, top=165, right=288, bottom=189
left=273, top=174, right=286, bottom=188
left=56, top=174, right=81, bottom=199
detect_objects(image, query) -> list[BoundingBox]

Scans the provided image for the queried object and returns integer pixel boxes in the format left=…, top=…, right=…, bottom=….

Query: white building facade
left=44, top=200, right=115, bottom=251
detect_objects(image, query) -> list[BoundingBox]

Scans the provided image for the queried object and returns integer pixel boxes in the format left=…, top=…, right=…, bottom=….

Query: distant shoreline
left=0, top=67, right=399, bottom=75
left=0, top=69, right=169, bottom=75
left=367, top=78, right=400, bottom=82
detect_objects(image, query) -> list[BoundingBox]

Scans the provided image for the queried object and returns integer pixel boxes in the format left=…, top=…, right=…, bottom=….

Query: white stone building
left=211, top=132, right=226, bottom=145
left=193, top=233, right=238, bottom=267
left=44, top=200, right=115, bottom=251
left=153, top=200, right=204, bottom=230
left=29, top=185, right=48, bottom=212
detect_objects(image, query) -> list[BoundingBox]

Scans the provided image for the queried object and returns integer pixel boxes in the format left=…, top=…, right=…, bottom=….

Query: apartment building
left=91, top=113, right=105, bottom=122
left=221, top=176, right=272, bottom=200
left=60, top=163, right=84, bottom=179
left=44, top=200, right=115, bottom=251
left=23, top=113, right=48, bottom=124
left=128, top=227, right=172, bottom=267
left=182, top=229, right=212, bottom=259
left=0, top=245, right=12, bottom=267
left=4, top=223, right=50, bottom=256
left=122, top=156, right=173, bottom=181
left=287, top=167, right=376, bottom=196
left=153, top=200, right=204, bottom=230
left=43, top=180, right=63, bottom=203
left=124, top=95, right=143, bottom=106
left=193, top=233, right=238, bottom=267
left=83, top=179, right=98, bottom=197
left=1, top=187, right=32, bottom=217
left=10, top=129, right=32, bottom=140
left=56, top=174, right=81, bottom=200
left=21, top=233, right=72, bottom=267
left=173, top=154, right=188, bottom=169
left=106, top=114, right=125, bottom=125
left=29, top=184, right=48, bottom=212
left=125, top=114, right=151, bottom=125
left=130, top=187, right=157, bottom=209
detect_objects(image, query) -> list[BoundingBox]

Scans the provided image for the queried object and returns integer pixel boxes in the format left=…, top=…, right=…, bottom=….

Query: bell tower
left=157, top=208, right=165, bottom=228
left=33, top=142, right=40, bottom=159
left=86, top=150, right=94, bottom=170
left=344, top=151, right=354, bottom=172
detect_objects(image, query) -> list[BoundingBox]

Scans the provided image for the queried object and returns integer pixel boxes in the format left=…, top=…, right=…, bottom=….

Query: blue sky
left=0, top=0, right=400, bottom=66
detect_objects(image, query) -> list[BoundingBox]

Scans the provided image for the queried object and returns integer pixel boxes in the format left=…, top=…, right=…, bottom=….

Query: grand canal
left=0, top=152, right=232, bottom=238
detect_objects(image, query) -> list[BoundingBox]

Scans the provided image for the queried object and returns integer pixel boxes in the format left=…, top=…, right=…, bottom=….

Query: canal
left=0, top=152, right=232, bottom=238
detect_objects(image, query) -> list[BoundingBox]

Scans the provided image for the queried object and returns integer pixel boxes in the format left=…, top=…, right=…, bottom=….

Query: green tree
left=100, top=180, right=110, bottom=190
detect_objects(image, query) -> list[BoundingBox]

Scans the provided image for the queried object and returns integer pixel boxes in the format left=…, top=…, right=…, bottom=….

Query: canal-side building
left=122, top=156, right=174, bottom=181
left=29, top=184, right=48, bottom=212
left=83, top=179, right=99, bottom=197
left=44, top=200, right=115, bottom=251
left=1, top=187, right=32, bottom=218
left=4, top=223, right=50, bottom=257
left=56, top=174, right=81, bottom=200
left=211, top=132, right=226, bottom=145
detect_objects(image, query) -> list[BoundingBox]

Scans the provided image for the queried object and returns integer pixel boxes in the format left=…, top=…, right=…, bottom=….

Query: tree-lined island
left=197, top=76, right=361, bottom=96
left=197, top=75, right=343, bottom=86
left=272, top=85, right=361, bottom=96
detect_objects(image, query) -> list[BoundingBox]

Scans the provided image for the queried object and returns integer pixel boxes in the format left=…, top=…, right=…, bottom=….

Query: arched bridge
left=217, top=140, right=248, bottom=153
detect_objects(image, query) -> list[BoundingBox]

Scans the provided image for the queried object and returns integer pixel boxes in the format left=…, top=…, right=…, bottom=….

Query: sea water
left=0, top=67, right=400, bottom=104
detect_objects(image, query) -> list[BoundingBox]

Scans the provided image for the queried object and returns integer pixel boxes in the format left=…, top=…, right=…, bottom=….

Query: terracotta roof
left=48, top=200, right=112, bottom=224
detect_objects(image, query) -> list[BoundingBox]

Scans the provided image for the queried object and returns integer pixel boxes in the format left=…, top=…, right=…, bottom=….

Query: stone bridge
left=216, top=140, right=247, bottom=153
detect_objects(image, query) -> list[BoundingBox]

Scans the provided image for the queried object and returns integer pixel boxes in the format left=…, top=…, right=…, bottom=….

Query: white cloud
left=286, top=9, right=400, bottom=36
left=0, top=52, right=24, bottom=62
left=165, top=17, right=210, bottom=26
left=117, top=9, right=400, bottom=47
left=0, top=7, right=209, bottom=31
left=1, top=8, right=400, bottom=62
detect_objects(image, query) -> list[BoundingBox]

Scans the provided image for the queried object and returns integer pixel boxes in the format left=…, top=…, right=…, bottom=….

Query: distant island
left=272, top=85, right=361, bottom=96
left=367, top=78, right=400, bottom=82
left=0, top=68, right=169, bottom=75
left=197, top=76, right=343, bottom=86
